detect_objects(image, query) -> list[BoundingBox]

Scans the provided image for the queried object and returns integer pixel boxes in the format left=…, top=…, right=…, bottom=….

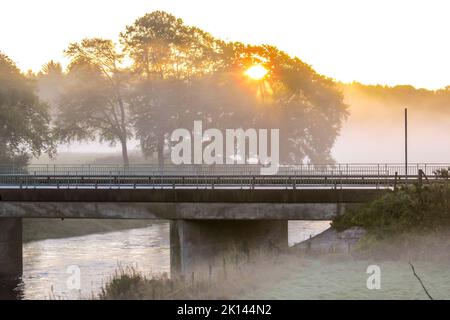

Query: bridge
left=0, top=163, right=448, bottom=279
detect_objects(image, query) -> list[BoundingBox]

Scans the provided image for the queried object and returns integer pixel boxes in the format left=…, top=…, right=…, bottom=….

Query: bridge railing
left=0, top=163, right=448, bottom=176
left=0, top=163, right=448, bottom=189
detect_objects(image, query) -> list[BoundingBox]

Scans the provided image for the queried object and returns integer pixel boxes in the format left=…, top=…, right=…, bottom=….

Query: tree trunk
left=121, top=138, right=129, bottom=166
left=157, top=134, right=164, bottom=169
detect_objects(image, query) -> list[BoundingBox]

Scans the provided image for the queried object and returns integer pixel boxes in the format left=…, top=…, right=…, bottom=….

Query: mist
left=333, top=83, right=450, bottom=163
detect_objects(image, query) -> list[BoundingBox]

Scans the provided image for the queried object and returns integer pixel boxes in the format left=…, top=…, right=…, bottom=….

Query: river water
left=8, top=220, right=330, bottom=300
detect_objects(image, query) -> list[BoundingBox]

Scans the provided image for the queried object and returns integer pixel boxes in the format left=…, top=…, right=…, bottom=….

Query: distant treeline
left=341, top=82, right=450, bottom=115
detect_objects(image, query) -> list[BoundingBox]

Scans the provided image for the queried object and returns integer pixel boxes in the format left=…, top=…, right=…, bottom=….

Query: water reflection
left=288, top=220, right=330, bottom=246
left=21, top=223, right=170, bottom=299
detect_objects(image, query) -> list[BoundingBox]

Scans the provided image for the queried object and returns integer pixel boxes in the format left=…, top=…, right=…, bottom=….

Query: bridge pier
left=0, top=218, right=22, bottom=280
left=170, top=220, right=288, bottom=277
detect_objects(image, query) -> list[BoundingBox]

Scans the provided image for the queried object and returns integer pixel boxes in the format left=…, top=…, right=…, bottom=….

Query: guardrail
left=0, top=163, right=449, bottom=176
left=0, top=163, right=448, bottom=189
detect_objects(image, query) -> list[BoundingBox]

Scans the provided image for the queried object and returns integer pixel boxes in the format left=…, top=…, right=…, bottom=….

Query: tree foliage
left=0, top=53, right=54, bottom=166
left=332, top=184, right=450, bottom=237
left=37, top=60, right=64, bottom=114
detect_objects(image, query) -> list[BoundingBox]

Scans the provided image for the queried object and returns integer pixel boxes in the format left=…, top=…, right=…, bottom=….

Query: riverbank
left=293, top=226, right=366, bottom=253
left=23, top=218, right=155, bottom=243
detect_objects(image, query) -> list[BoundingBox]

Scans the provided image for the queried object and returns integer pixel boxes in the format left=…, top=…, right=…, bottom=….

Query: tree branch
left=409, top=262, right=433, bottom=300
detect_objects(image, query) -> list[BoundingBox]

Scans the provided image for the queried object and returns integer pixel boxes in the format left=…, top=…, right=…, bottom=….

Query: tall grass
left=99, top=249, right=290, bottom=300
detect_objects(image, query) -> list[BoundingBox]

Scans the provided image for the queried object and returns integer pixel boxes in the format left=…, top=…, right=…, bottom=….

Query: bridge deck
left=0, top=163, right=446, bottom=219
left=0, top=188, right=386, bottom=220
left=0, top=188, right=385, bottom=203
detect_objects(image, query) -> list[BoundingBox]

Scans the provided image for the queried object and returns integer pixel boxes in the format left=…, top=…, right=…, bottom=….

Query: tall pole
left=405, top=108, right=408, bottom=181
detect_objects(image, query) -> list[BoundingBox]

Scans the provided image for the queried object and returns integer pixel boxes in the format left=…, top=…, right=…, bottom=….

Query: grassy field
left=244, top=257, right=450, bottom=300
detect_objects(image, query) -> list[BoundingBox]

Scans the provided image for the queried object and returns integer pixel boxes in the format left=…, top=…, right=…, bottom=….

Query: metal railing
left=0, top=163, right=448, bottom=189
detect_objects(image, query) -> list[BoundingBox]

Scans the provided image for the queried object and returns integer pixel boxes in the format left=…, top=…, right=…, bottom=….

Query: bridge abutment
left=170, top=220, right=288, bottom=277
left=0, top=218, right=22, bottom=280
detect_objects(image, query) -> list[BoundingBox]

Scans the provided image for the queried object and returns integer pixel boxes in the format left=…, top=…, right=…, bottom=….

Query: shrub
left=332, top=183, right=450, bottom=239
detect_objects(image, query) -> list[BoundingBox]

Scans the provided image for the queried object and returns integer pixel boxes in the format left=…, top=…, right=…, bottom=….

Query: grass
left=244, top=258, right=450, bottom=300
left=99, top=249, right=291, bottom=300
left=99, top=266, right=217, bottom=300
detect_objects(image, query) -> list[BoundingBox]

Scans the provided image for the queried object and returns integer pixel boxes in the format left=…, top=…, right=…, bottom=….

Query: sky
left=1, top=0, right=449, bottom=89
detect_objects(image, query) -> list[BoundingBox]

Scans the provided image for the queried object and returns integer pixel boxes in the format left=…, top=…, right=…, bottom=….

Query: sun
left=244, top=64, right=268, bottom=80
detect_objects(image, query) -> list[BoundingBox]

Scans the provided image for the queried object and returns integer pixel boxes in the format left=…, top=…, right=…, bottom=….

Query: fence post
left=394, top=171, right=398, bottom=190
left=377, top=164, right=380, bottom=189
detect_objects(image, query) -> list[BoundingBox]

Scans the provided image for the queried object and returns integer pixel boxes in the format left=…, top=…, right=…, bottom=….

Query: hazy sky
left=1, top=0, right=449, bottom=89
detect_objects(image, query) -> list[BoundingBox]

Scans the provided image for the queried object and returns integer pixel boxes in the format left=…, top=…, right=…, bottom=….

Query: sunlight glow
left=1, top=0, right=449, bottom=89
left=245, top=65, right=268, bottom=80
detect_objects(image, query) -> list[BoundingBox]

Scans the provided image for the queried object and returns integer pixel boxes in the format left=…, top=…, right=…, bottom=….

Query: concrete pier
left=170, top=220, right=288, bottom=276
left=0, top=218, right=22, bottom=279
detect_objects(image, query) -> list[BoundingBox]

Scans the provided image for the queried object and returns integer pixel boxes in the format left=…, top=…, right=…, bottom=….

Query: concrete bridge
left=0, top=163, right=447, bottom=280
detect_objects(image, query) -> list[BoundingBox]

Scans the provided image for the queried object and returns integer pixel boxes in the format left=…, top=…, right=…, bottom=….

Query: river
left=6, top=220, right=330, bottom=300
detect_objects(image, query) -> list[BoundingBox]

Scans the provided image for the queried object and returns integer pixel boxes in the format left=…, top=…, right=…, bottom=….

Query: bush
left=332, top=183, right=450, bottom=239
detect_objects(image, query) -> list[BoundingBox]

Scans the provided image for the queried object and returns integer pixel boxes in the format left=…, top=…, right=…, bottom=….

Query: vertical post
left=0, top=218, right=23, bottom=279
left=404, top=108, right=408, bottom=182
left=394, top=171, right=398, bottom=190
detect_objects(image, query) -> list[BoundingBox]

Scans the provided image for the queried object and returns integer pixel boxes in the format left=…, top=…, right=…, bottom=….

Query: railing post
left=346, top=164, right=349, bottom=183
left=394, top=171, right=398, bottom=190
left=385, top=164, right=388, bottom=188
left=377, top=164, right=380, bottom=189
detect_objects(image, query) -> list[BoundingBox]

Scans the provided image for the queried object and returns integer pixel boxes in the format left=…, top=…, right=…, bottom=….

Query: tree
left=37, top=60, right=64, bottom=117
left=120, top=11, right=226, bottom=166
left=0, top=52, right=54, bottom=167
left=55, top=38, right=132, bottom=165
